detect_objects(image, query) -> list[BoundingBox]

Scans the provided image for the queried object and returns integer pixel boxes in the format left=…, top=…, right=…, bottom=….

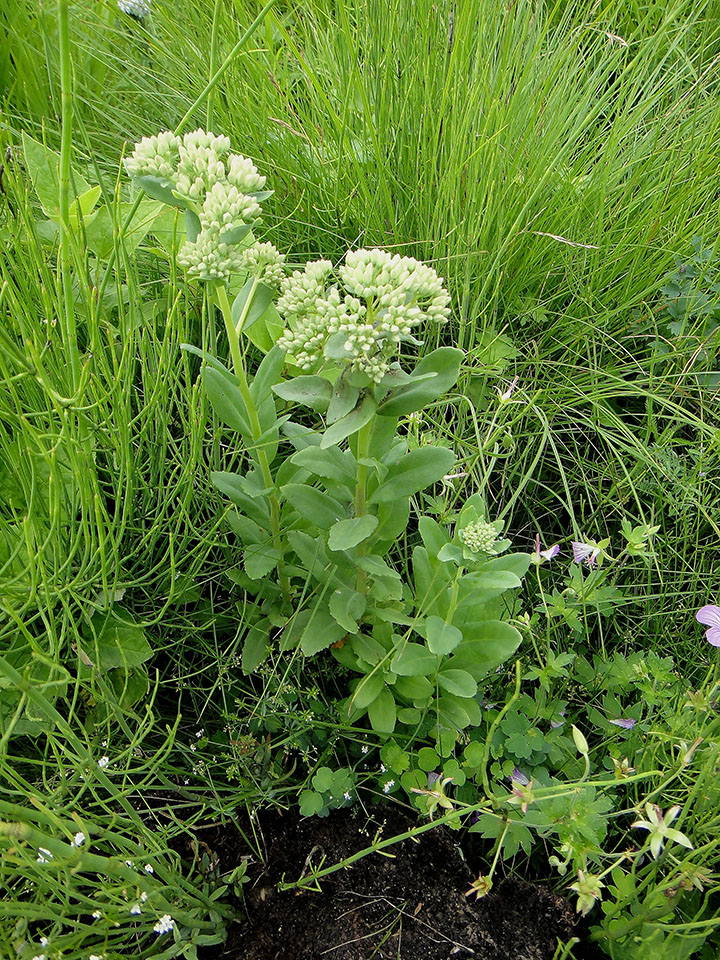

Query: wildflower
left=631, top=803, right=693, bottom=859
left=39, top=938, right=48, bottom=948
left=508, top=779, right=535, bottom=815
left=696, top=605, right=720, bottom=646
left=569, top=870, right=604, bottom=916
left=71, top=831, right=86, bottom=847
left=383, top=780, right=395, bottom=793
left=613, top=757, right=635, bottom=779
left=153, top=914, right=175, bottom=934
left=379, top=763, right=386, bottom=773
left=118, top=0, right=151, bottom=19
left=530, top=533, right=560, bottom=565
left=277, top=249, right=450, bottom=382
left=343, top=791, right=352, bottom=801
left=195, top=728, right=204, bottom=738
left=465, top=874, right=493, bottom=899
left=498, top=376, right=518, bottom=403
left=124, top=131, right=179, bottom=180
left=239, top=242, right=286, bottom=286
left=509, top=766, right=529, bottom=786
left=36, top=848, right=53, bottom=864
left=144, top=863, right=154, bottom=874
left=459, top=519, right=503, bottom=555
left=125, top=860, right=133, bottom=867
left=609, top=718, right=636, bottom=730
left=361, top=745, right=369, bottom=754
left=571, top=541, right=601, bottom=566
left=92, top=910, right=102, bottom=919
left=140, top=891, right=148, bottom=902
left=89, top=955, right=104, bottom=960
left=130, top=903, right=142, bottom=916
left=98, top=756, right=110, bottom=769
left=31, top=954, right=46, bottom=960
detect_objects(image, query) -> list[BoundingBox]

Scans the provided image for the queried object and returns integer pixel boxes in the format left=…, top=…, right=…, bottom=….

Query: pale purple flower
left=530, top=533, right=560, bottom=565
left=498, top=376, right=519, bottom=402
left=571, top=541, right=601, bottom=566
left=610, top=718, right=636, bottom=730
left=696, top=605, right=720, bottom=647
left=509, top=766, right=529, bottom=786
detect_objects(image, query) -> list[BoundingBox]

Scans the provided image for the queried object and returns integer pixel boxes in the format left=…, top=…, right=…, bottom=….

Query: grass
left=1, top=0, right=719, bottom=957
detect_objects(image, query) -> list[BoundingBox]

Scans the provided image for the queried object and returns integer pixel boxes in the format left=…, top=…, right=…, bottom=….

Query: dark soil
left=197, top=805, right=578, bottom=960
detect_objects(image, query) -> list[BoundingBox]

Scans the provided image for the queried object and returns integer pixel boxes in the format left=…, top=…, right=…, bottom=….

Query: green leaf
left=437, top=696, right=472, bottom=730
left=418, top=517, right=450, bottom=557
left=287, top=531, right=335, bottom=585
left=393, top=675, right=433, bottom=700
left=81, top=608, right=152, bottom=672
left=243, top=544, right=280, bottom=580
left=231, top=278, right=276, bottom=333
left=327, top=377, right=360, bottom=423
left=68, top=185, right=102, bottom=228
left=86, top=198, right=165, bottom=260
left=418, top=746, right=441, bottom=771
left=377, top=347, right=463, bottom=417
left=242, top=620, right=269, bottom=673
left=210, top=472, right=270, bottom=526
left=328, top=515, right=378, bottom=551
left=321, top=394, right=376, bottom=448
left=292, top=446, right=356, bottom=485
left=425, top=616, right=463, bottom=655
left=251, top=346, right=285, bottom=405
left=350, top=671, right=386, bottom=711
left=273, top=376, right=332, bottom=412
left=204, top=366, right=251, bottom=435
left=329, top=587, right=366, bottom=633
left=369, top=447, right=455, bottom=503
left=368, top=686, right=396, bottom=734
left=449, top=621, right=523, bottom=679
left=437, top=668, right=477, bottom=698
left=226, top=511, right=265, bottom=544
left=299, top=790, right=325, bottom=817
left=22, top=132, right=91, bottom=221
left=281, top=483, right=345, bottom=529
left=244, top=303, right=284, bottom=353
left=391, top=642, right=437, bottom=676
left=299, top=603, right=346, bottom=656
left=134, top=174, right=185, bottom=207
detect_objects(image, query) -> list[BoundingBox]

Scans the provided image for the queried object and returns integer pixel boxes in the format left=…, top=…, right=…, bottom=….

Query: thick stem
left=215, top=283, right=289, bottom=601
left=354, top=419, right=373, bottom=592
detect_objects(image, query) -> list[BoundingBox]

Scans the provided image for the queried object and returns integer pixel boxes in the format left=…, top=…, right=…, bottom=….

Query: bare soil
left=196, top=805, right=578, bottom=960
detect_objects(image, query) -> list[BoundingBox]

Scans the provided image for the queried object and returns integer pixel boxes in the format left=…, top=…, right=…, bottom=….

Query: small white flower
left=190, top=743, right=196, bottom=752
left=31, top=954, right=45, bottom=960
left=36, top=848, right=53, bottom=864
left=361, top=745, right=368, bottom=754
left=379, top=763, right=386, bottom=773
left=195, top=729, right=204, bottom=738
left=39, top=938, right=48, bottom=947
left=71, top=831, right=85, bottom=847
left=89, top=955, right=105, bottom=960
left=144, top=863, right=154, bottom=874
left=343, top=792, right=352, bottom=801
left=140, top=891, right=148, bottom=902
left=125, top=860, right=133, bottom=867
left=383, top=780, right=395, bottom=793
left=130, top=903, right=142, bottom=915
left=153, top=914, right=175, bottom=934
left=92, top=909, right=102, bottom=919
left=98, top=756, right=110, bottom=769
left=101, top=740, right=108, bottom=748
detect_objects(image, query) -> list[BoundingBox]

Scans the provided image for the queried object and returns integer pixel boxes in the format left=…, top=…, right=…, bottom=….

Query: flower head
left=239, top=241, right=286, bottom=286
left=569, top=870, right=604, bottom=916
left=609, top=718, right=636, bottom=730
left=382, top=779, right=396, bottom=793
left=98, top=756, right=110, bottom=769
left=153, top=914, right=175, bottom=935
left=632, top=803, right=693, bottom=859
left=144, top=863, right=154, bottom=873
left=696, top=605, right=720, bottom=647
left=530, top=533, right=560, bottom=565
left=36, top=848, right=53, bottom=864
left=459, top=518, right=503, bottom=555
left=124, top=131, right=179, bottom=179
left=497, top=377, right=518, bottom=403
left=277, top=249, right=450, bottom=382
left=571, top=540, right=601, bottom=566
left=130, top=903, right=142, bottom=916
left=71, top=831, right=86, bottom=847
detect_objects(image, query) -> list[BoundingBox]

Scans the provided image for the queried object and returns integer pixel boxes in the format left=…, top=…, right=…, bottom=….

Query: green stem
left=354, top=419, right=373, bottom=592
left=481, top=659, right=522, bottom=800
left=214, top=284, right=289, bottom=601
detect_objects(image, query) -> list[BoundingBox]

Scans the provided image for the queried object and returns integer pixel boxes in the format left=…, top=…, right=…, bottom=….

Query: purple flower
left=572, top=541, right=601, bottom=566
left=609, top=718, right=637, bottom=730
left=509, top=766, right=529, bottom=786
left=696, top=605, right=720, bottom=647
left=530, top=533, right=560, bottom=565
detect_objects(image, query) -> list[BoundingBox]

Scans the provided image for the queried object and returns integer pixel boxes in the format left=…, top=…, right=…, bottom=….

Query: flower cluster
left=277, top=249, right=451, bottom=382
left=459, top=519, right=502, bottom=554
left=125, top=129, right=268, bottom=281
left=239, top=241, right=286, bottom=286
